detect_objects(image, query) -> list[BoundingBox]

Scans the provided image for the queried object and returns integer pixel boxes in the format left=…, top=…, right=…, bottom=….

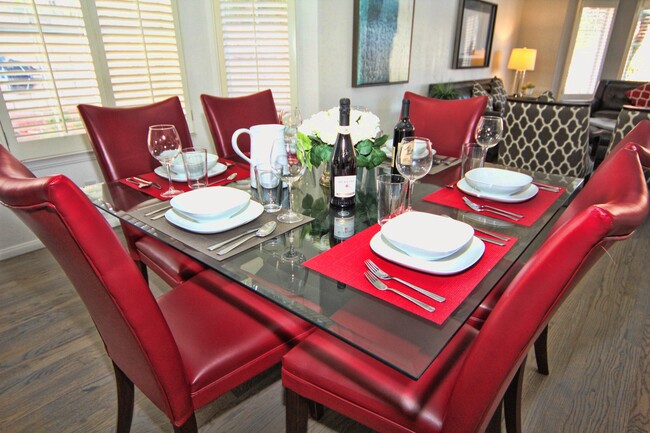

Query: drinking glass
left=147, top=124, right=183, bottom=198
left=395, top=137, right=434, bottom=211
left=475, top=115, right=504, bottom=166
left=269, top=138, right=305, bottom=223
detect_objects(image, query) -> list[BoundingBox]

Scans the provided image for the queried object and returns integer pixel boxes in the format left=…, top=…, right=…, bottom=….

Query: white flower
left=299, top=106, right=382, bottom=145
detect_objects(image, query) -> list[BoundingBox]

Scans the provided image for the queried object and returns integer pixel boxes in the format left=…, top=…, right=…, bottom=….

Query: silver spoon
left=216, top=221, right=277, bottom=255
left=208, top=172, right=237, bottom=186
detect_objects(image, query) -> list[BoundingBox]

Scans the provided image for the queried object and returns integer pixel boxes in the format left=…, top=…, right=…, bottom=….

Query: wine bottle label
left=333, top=215, right=355, bottom=239
left=338, top=125, right=350, bottom=134
left=400, top=140, right=414, bottom=165
left=333, top=175, right=356, bottom=198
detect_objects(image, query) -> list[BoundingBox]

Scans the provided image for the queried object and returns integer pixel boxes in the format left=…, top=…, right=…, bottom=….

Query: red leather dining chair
left=281, top=145, right=648, bottom=433
left=404, top=91, right=488, bottom=158
left=200, top=90, right=280, bottom=163
left=0, top=145, right=313, bottom=433
left=78, top=97, right=204, bottom=286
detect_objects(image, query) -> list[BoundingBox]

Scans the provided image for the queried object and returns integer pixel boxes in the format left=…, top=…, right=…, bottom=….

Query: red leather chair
left=404, top=91, right=488, bottom=158
left=78, top=97, right=204, bottom=286
left=0, top=145, right=313, bottom=433
left=201, top=90, right=280, bottom=163
left=281, top=146, right=648, bottom=433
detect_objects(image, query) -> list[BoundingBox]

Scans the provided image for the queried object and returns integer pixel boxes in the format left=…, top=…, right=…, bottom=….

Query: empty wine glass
left=395, top=137, right=434, bottom=211
left=270, top=138, right=306, bottom=223
left=147, top=124, right=183, bottom=198
left=282, top=107, right=302, bottom=145
left=475, top=116, right=504, bottom=166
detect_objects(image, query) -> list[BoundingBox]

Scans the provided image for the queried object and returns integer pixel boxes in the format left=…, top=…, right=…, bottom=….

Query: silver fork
left=462, top=197, right=523, bottom=221
left=364, top=271, right=435, bottom=312
left=365, top=259, right=446, bottom=302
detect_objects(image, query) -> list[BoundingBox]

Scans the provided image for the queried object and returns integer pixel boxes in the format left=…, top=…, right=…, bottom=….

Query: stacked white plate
left=155, top=153, right=226, bottom=182
left=458, top=167, right=538, bottom=203
left=370, top=212, right=485, bottom=275
left=164, top=187, right=263, bottom=233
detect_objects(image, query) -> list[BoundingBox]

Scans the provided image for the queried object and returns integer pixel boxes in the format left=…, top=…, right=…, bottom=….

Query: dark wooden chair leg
left=286, top=388, right=309, bottom=433
left=504, top=357, right=526, bottom=433
left=534, top=325, right=550, bottom=375
left=485, top=400, right=502, bottom=433
left=135, top=259, right=148, bottom=283
left=113, top=362, right=134, bottom=433
left=308, top=402, right=324, bottom=420
left=173, top=413, right=198, bottom=433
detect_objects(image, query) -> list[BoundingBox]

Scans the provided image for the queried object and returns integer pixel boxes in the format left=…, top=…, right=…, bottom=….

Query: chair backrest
left=403, top=91, right=488, bottom=158
left=0, top=146, right=192, bottom=423
left=499, top=98, right=591, bottom=177
left=444, top=146, right=648, bottom=433
left=201, top=90, right=280, bottom=163
left=78, top=96, right=193, bottom=182
left=607, top=106, right=650, bottom=156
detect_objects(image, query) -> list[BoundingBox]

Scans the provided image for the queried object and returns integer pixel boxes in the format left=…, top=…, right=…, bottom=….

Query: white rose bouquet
left=296, top=106, right=389, bottom=169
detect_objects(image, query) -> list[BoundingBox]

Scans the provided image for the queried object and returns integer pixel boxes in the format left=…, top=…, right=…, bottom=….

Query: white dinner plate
left=164, top=201, right=263, bottom=234
left=170, top=187, right=250, bottom=222
left=457, top=178, right=538, bottom=203
left=370, top=232, right=485, bottom=275
left=154, top=162, right=228, bottom=182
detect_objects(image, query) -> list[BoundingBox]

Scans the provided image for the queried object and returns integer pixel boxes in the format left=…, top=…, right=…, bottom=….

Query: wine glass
left=147, top=124, right=183, bottom=198
left=269, top=138, right=306, bottom=223
left=475, top=115, right=504, bottom=166
left=395, top=137, right=434, bottom=211
left=282, top=107, right=302, bottom=145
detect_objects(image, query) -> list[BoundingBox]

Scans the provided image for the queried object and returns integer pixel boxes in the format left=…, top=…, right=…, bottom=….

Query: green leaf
left=374, top=134, right=389, bottom=147
left=369, top=148, right=387, bottom=166
left=356, top=139, right=373, bottom=156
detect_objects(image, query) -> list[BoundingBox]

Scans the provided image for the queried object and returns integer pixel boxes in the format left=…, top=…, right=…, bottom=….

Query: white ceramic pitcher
left=232, top=124, right=285, bottom=187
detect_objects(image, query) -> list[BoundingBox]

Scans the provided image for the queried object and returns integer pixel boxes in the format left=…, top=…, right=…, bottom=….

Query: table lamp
left=507, top=47, right=537, bottom=96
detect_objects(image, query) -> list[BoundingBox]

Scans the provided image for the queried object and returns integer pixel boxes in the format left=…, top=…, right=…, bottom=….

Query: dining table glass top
left=88, top=161, right=582, bottom=379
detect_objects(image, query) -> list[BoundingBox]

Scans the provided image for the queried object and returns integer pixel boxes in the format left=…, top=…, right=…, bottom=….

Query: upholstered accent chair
left=0, top=145, right=313, bottom=433
left=607, top=105, right=650, bottom=155
left=499, top=97, right=592, bottom=177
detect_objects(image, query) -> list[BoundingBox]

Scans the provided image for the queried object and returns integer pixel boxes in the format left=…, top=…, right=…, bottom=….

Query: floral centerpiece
left=296, top=106, right=389, bottom=171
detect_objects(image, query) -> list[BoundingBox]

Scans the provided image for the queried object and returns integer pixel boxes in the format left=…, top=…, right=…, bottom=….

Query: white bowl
left=170, top=152, right=219, bottom=174
left=170, top=187, right=250, bottom=222
left=380, top=212, right=474, bottom=260
left=464, top=167, right=532, bottom=196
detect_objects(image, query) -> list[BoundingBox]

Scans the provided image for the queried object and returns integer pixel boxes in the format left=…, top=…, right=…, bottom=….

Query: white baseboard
left=0, top=239, right=44, bottom=261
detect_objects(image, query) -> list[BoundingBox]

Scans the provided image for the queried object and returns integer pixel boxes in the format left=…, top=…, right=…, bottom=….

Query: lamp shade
left=507, top=48, right=537, bottom=71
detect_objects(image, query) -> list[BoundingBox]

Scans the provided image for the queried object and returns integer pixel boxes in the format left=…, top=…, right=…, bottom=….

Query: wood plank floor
left=1, top=219, right=648, bottom=433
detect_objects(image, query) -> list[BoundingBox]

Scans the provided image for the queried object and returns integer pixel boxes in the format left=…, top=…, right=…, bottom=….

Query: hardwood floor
left=1, top=219, right=648, bottom=433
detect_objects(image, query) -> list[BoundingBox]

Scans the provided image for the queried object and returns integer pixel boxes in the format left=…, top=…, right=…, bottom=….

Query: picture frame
left=352, top=0, right=415, bottom=87
left=453, top=0, right=497, bottom=69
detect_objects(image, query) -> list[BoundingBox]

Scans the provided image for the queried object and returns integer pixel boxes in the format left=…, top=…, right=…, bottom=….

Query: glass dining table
left=88, top=160, right=582, bottom=379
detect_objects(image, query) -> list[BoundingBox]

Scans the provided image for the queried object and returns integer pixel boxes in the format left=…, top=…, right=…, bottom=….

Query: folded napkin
left=119, top=159, right=249, bottom=201
left=303, top=224, right=516, bottom=324
left=422, top=184, right=565, bottom=227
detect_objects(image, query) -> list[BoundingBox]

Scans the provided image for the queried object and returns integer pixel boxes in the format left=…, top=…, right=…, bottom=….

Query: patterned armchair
left=498, top=97, right=592, bottom=177
left=607, top=105, right=650, bottom=155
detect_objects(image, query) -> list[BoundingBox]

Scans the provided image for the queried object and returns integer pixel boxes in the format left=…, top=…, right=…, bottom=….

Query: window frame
left=0, top=0, right=192, bottom=162
left=618, top=0, right=650, bottom=80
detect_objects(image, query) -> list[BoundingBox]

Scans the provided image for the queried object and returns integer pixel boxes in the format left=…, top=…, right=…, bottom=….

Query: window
left=561, top=1, right=617, bottom=97
left=621, top=1, right=650, bottom=80
left=0, top=0, right=189, bottom=160
left=214, top=0, right=295, bottom=111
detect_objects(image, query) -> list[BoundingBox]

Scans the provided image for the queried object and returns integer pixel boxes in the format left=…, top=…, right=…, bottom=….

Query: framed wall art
left=453, top=0, right=497, bottom=69
left=352, top=0, right=415, bottom=87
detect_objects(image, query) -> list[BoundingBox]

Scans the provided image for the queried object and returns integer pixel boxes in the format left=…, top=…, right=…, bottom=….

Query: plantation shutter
left=0, top=0, right=101, bottom=142
left=216, top=0, right=292, bottom=110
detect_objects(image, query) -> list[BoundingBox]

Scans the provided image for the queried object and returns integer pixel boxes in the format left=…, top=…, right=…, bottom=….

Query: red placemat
left=422, top=184, right=565, bottom=227
left=303, top=224, right=517, bottom=324
left=118, top=159, right=249, bottom=201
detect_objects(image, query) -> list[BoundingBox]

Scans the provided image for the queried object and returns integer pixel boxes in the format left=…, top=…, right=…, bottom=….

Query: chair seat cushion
left=158, top=270, right=313, bottom=409
left=135, top=236, right=205, bottom=286
left=282, top=326, right=478, bottom=433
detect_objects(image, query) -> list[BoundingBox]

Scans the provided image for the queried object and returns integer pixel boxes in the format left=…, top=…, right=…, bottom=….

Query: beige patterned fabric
left=472, top=82, right=494, bottom=111
left=490, top=77, right=508, bottom=112
left=499, top=98, right=592, bottom=177
left=607, top=105, right=650, bottom=155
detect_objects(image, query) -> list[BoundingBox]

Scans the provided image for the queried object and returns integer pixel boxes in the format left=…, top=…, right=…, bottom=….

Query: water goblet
left=395, top=136, right=434, bottom=211
left=475, top=115, right=504, bottom=166
left=147, top=124, right=183, bottom=198
left=269, top=138, right=306, bottom=223
left=282, top=107, right=302, bottom=144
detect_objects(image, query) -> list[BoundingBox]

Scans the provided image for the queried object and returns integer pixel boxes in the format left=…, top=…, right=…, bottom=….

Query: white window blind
left=622, top=3, right=650, bottom=81
left=0, top=0, right=188, bottom=160
left=0, top=0, right=101, bottom=142
left=562, top=5, right=616, bottom=96
left=216, top=0, right=292, bottom=110
left=96, top=0, right=186, bottom=107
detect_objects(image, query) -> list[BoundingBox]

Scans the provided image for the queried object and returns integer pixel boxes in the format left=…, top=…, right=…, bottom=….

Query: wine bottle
left=330, top=98, right=357, bottom=208
left=391, top=98, right=415, bottom=174
left=329, top=207, right=356, bottom=247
